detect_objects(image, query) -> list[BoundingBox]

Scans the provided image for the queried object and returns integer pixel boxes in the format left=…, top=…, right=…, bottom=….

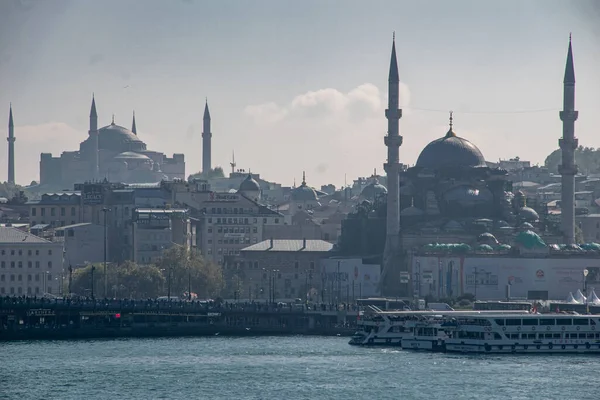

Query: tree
left=69, top=262, right=164, bottom=299
left=187, top=166, right=225, bottom=181
left=155, top=245, right=224, bottom=299
left=545, top=146, right=600, bottom=175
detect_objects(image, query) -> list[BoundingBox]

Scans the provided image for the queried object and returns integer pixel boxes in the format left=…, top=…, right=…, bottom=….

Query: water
left=1, top=337, right=597, bottom=400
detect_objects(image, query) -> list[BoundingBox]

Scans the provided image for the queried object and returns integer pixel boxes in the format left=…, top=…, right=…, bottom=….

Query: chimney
left=302, top=238, right=307, bottom=249
left=269, top=237, right=274, bottom=249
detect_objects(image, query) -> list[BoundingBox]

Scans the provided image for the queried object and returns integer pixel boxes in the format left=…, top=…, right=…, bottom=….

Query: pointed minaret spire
left=7, top=103, right=15, bottom=184
left=131, top=111, right=137, bottom=135
left=302, top=171, right=306, bottom=186
left=388, top=32, right=399, bottom=82
left=111, top=114, right=115, bottom=125
left=564, top=33, right=575, bottom=84
left=559, top=34, right=579, bottom=244
left=88, top=94, right=99, bottom=180
left=202, top=98, right=212, bottom=174
left=230, top=150, right=236, bottom=175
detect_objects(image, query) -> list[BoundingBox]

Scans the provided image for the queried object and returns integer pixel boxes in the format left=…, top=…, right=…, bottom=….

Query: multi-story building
left=27, top=192, right=83, bottom=228
left=230, top=239, right=334, bottom=301
left=132, top=208, right=190, bottom=264
left=0, top=227, right=64, bottom=296
left=53, top=223, right=105, bottom=267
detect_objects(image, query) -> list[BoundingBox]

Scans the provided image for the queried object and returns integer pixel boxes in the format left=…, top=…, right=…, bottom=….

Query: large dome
left=98, top=122, right=146, bottom=152
left=416, top=129, right=486, bottom=170
left=361, top=179, right=387, bottom=200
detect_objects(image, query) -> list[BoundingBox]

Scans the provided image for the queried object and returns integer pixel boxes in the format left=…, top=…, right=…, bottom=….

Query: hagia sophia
left=37, top=97, right=186, bottom=188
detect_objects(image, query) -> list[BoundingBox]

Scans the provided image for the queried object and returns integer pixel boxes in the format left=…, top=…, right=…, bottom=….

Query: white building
left=320, top=258, right=381, bottom=299
left=411, top=255, right=600, bottom=301
left=0, top=227, right=64, bottom=296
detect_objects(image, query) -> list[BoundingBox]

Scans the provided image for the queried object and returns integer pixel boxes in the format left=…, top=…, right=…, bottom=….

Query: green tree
left=156, top=245, right=224, bottom=299
left=545, top=146, right=600, bottom=174
left=188, top=166, right=225, bottom=181
left=69, top=262, right=165, bottom=299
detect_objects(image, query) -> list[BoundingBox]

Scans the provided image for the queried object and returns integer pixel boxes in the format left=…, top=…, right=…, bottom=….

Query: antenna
left=230, top=150, right=236, bottom=175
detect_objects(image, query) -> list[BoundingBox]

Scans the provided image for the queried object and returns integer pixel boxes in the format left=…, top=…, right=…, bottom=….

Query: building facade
left=132, top=208, right=190, bottom=265
left=0, top=227, right=64, bottom=296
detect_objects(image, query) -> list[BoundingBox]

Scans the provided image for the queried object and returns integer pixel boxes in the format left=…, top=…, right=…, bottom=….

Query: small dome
left=113, top=151, right=151, bottom=161
left=239, top=174, right=260, bottom=192
left=519, top=206, right=539, bottom=222
left=478, top=232, right=498, bottom=244
left=361, top=179, right=387, bottom=200
left=292, top=173, right=318, bottom=202
left=400, top=205, right=424, bottom=217
left=416, top=129, right=486, bottom=170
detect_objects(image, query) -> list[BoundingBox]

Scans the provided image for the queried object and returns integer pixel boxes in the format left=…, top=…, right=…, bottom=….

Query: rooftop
left=0, top=227, right=52, bottom=244
left=242, top=239, right=334, bottom=252
left=54, top=222, right=93, bottom=231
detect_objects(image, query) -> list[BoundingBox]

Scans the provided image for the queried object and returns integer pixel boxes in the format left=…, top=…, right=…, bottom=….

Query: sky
left=0, top=0, right=599, bottom=188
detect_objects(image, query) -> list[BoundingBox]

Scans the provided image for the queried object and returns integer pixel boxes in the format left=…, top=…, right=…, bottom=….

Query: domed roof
left=361, top=178, right=387, bottom=200
left=113, top=151, right=151, bottom=161
left=519, top=206, right=539, bottom=222
left=416, top=128, right=486, bottom=170
left=292, top=172, right=318, bottom=202
left=98, top=122, right=146, bottom=152
left=239, top=174, right=260, bottom=192
left=400, top=205, right=424, bottom=217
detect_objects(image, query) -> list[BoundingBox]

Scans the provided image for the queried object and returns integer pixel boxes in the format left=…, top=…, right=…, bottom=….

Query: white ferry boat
left=348, top=309, right=528, bottom=347
left=444, top=313, right=600, bottom=354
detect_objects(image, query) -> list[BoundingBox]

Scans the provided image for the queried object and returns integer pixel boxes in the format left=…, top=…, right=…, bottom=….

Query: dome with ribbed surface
left=361, top=179, right=387, bottom=200
left=98, top=122, right=146, bottom=152
left=416, top=129, right=486, bottom=170
left=291, top=172, right=318, bottom=202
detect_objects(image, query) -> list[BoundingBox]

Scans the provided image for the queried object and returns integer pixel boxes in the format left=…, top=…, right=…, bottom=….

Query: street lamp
left=101, top=207, right=111, bottom=298
left=90, top=264, right=96, bottom=300
left=272, top=269, right=279, bottom=304
left=583, top=268, right=589, bottom=296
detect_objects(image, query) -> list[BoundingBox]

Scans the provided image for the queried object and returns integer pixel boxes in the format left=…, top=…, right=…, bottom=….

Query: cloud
left=0, top=122, right=83, bottom=184
left=243, top=82, right=411, bottom=126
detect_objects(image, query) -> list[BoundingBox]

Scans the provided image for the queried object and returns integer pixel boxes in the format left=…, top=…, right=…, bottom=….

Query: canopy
left=566, top=292, right=581, bottom=304
left=574, top=289, right=587, bottom=304
left=587, top=289, right=600, bottom=305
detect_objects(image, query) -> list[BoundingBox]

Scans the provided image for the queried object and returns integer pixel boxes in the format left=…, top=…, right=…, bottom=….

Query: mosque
left=38, top=97, right=186, bottom=187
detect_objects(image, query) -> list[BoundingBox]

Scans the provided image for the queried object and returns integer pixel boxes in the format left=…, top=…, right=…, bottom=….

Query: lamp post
left=90, top=265, right=96, bottom=300
left=272, top=269, right=279, bottom=304
left=583, top=268, right=589, bottom=296
left=473, top=267, right=479, bottom=300
left=101, top=207, right=111, bottom=298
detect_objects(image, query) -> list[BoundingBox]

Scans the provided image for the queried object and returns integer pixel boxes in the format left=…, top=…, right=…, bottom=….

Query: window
left=48, top=249, right=52, bottom=255
left=0, top=275, right=4, bottom=281
left=61, top=207, right=66, bottom=216
left=27, top=274, right=32, bottom=282
left=0, top=261, right=4, bottom=268
left=253, top=227, right=257, bottom=233
left=11, top=250, right=14, bottom=255
left=35, top=274, right=40, bottom=282
left=10, top=274, right=15, bottom=281
left=51, top=208, right=55, bottom=216
left=18, top=261, right=22, bottom=268
left=18, top=274, right=22, bottom=281
left=35, top=250, right=39, bottom=256
left=275, top=218, right=279, bottom=223
left=310, top=262, right=315, bottom=270
left=17, top=287, right=22, bottom=295
left=18, top=250, right=22, bottom=256
left=28, top=250, right=32, bottom=256
left=10, top=261, right=15, bottom=268
left=263, top=218, right=267, bottom=224
left=27, top=287, right=31, bottom=295
left=35, top=261, right=40, bottom=268
left=68, top=229, right=75, bottom=237
left=35, top=287, right=40, bottom=294
left=208, top=218, right=212, bottom=223
left=28, top=261, right=32, bottom=268
left=31, top=208, right=37, bottom=216
left=41, top=208, right=45, bottom=216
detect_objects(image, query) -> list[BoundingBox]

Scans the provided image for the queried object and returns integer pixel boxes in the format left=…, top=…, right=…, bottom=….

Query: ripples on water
left=1, top=337, right=597, bottom=400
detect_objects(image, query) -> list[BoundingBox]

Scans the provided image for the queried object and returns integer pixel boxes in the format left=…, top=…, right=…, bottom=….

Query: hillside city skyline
left=1, top=0, right=599, bottom=187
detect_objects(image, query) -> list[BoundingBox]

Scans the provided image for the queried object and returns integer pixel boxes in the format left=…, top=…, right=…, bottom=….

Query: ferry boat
left=348, top=308, right=529, bottom=347
left=443, top=313, right=600, bottom=354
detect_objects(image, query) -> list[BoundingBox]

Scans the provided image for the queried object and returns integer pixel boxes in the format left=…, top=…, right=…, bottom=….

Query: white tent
left=587, top=289, right=600, bottom=305
left=574, top=289, right=587, bottom=304
left=566, top=292, right=581, bottom=304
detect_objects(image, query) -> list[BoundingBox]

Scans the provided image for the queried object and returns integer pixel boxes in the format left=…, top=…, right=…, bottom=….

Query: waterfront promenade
left=0, top=296, right=358, bottom=341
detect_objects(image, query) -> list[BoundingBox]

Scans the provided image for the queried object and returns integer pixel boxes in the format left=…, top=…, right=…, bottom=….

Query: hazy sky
left=0, top=0, right=599, bottom=187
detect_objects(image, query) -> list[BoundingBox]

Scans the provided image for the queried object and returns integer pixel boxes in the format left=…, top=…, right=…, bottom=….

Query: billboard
left=321, top=258, right=381, bottom=297
left=412, top=255, right=600, bottom=301
left=82, top=184, right=104, bottom=205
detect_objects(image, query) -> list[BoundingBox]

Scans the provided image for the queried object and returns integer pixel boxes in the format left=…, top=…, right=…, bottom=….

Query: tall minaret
left=559, top=34, right=578, bottom=244
left=131, top=111, right=137, bottom=135
left=7, top=104, right=15, bottom=184
left=381, top=33, right=403, bottom=294
left=202, top=99, right=212, bottom=174
left=89, top=95, right=100, bottom=180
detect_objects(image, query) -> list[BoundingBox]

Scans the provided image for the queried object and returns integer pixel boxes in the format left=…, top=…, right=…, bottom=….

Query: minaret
left=7, top=104, right=15, bottom=184
left=381, top=33, right=403, bottom=294
left=89, top=95, right=100, bottom=180
left=131, top=111, right=137, bottom=135
left=230, top=150, right=236, bottom=175
left=202, top=99, right=212, bottom=174
left=559, top=34, right=578, bottom=244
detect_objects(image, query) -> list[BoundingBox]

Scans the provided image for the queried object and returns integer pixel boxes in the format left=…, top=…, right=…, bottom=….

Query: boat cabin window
left=494, top=319, right=505, bottom=326
left=539, top=318, right=555, bottom=325
left=573, top=318, right=589, bottom=326
left=556, top=319, right=572, bottom=326
left=522, top=318, right=538, bottom=326
left=505, top=319, right=521, bottom=326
